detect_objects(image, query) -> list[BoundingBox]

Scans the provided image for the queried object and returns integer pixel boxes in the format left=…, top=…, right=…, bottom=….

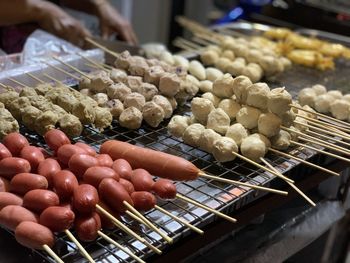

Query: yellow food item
left=264, top=28, right=292, bottom=40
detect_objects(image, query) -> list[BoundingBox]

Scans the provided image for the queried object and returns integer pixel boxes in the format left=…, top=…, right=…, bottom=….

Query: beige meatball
left=58, top=114, right=83, bottom=137
left=79, top=88, right=92, bottom=97
left=183, top=123, right=205, bottom=147
left=232, top=44, right=249, bottom=57
left=271, top=130, right=291, bottom=150
left=236, top=106, right=261, bottom=129
left=199, top=80, right=213, bottom=93
left=328, top=90, right=343, bottom=100
left=301, top=105, right=317, bottom=119
left=128, top=56, right=149, bottom=77
left=214, top=57, right=231, bottom=72
left=186, top=74, right=200, bottom=87
left=225, top=123, right=249, bottom=146
left=79, top=77, right=92, bottom=90
left=109, top=68, right=127, bottom=83
left=183, top=76, right=200, bottom=99
left=19, top=87, right=37, bottom=97
left=35, top=111, right=59, bottom=136
left=173, top=55, right=189, bottom=70
left=188, top=60, right=206, bottom=81
left=123, top=93, right=146, bottom=111
left=242, top=63, right=263, bottom=83
left=93, top=107, right=113, bottom=130
left=90, top=74, right=113, bottom=93
left=330, top=99, right=350, bottom=120
left=7, top=96, right=31, bottom=120
left=202, top=92, right=221, bottom=107
left=206, top=108, right=231, bottom=135
left=281, top=110, right=296, bottom=128
left=119, top=106, right=142, bottom=129
left=298, top=88, right=316, bottom=107
left=246, top=49, right=264, bottom=64
left=200, top=49, right=220, bottom=66
left=159, top=73, right=181, bottom=97
left=0, top=91, right=19, bottom=107
left=167, top=96, right=178, bottom=110
left=293, top=116, right=308, bottom=132
left=222, top=50, right=235, bottom=60
left=138, top=83, right=158, bottom=101
left=125, top=76, right=143, bottom=92
left=251, top=133, right=271, bottom=151
left=199, top=129, right=222, bottom=153
left=34, top=83, right=53, bottom=95
left=240, top=135, right=266, bottom=162
left=168, top=115, right=189, bottom=138
left=144, top=66, right=164, bottom=86
left=106, top=83, right=131, bottom=102
left=232, top=75, right=252, bottom=104
left=152, top=95, right=173, bottom=119
left=312, top=84, right=327, bottom=95
left=212, top=137, right=238, bottom=162
left=267, top=87, right=292, bottom=115
left=226, top=57, right=246, bottom=76
left=342, top=94, right=350, bottom=103
left=22, top=106, right=42, bottom=131
left=159, top=51, right=175, bottom=65
left=206, top=45, right=222, bottom=54
left=142, top=101, right=165, bottom=127
left=72, top=100, right=96, bottom=124
left=259, top=56, right=282, bottom=76
left=288, top=126, right=300, bottom=142
left=279, top=57, right=292, bottom=69
left=314, top=94, right=333, bottom=113
left=246, top=82, right=270, bottom=110
left=191, top=98, right=215, bottom=125
left=114, top=50, right=132, bottom=70
left=258, top=113, right=281, bottom=137
left=212, top=73, right=235, bottom=98
left=219, top=98, right=241, bottom=119
left=92, top=93, right=109, bottom=107
left=205, top=67, right=223, bottom=82
left=106, top=99, right=124, bottom=118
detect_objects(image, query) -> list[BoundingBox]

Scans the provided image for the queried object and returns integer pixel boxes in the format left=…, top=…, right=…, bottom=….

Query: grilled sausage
left=40, top=206, right=75, bottom=232
left=0, top=177, right=10, bottom=192
left=23, top=190, right=59, bottom=213
left=96, top=154, right=113, bottom=167
left=0, top=192, right=23, bottom=209
left=75, top=212, right=101, bottom=242
left=75, top=142, right=96, bottom=156
left=68, top=153, right=99, bottom=178
left=0, top=143, right=12, bottom=160
left=83, top=167, right=119, bottom=188
left=37, top=158, right=61, bottom=187
left=44, top=129, right=71, bottom=152
left=111, top=159, right=132, bottom=180
left=131, top=169, right=154, bottom=191
left=0, top=205, right=38, bottom=230
left=10, top=173, right=48, bottom=195
left=73, top=184, right=99, bottom=213
left=20, top=146, right=45, bottom=171
left=152, top=179, right=177, bottom=199
left=2, top=133, right=30, bottom=156
left=15, top=221, right=55, bottom=249
left=52, top=170, right=79, bottom=201
left=0, top=157, right=31, bottom=179
left=119, top=178, right=135, bottom=194
left=57, top=144, right=86, bottom=166
left=98, top=178, right=133, bottom=213
left=131, top=191, right=156, bottom=211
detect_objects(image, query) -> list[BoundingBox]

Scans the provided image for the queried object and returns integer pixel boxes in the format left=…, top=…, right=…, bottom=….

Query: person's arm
left=0, top=0, right=42, bottom=26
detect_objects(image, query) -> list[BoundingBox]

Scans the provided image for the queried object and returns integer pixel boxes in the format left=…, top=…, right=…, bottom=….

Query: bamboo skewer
left=193, top=32, right=220, bottom=44
left=191, top=36, right=213, bottom=46
left=85, top=37, right=119, bottom=57
left=172, top=40, right=197, bottom=52
left=97, top=231, right=146, bottom=263
left=44, top=62, right=81, bottom=81
left=176, top=193, right=237, bottom=223
left=154, top=205, right=204, bottom=235
left=52, top=56, right=91, bottom=79
left=26, top=72, right=45, bottom=84
left=268, top=148, right=339, bottom=176
left=291, top=140, right=350, bottom=163
left=307, top=120, right=350, bottom=140
left=306, top=129, right=350, bottom=148
left=199, top=173, right=288, bottom=195
left=64, top=229, right=95, bottom=263
left=260, top=158, right=316, bottom=206
left=0, top=82, right=7, bottom=88
left=296, top=114, right=350, bottom=134
left=175, top=37, right=203, bottom=50
left=77, top=53, right=109, bottom=72
left=43, top=73, right=64, bottom=85
left=42, top=245, right=64, bottom=263
left=7, top=77, right=27, bottom=87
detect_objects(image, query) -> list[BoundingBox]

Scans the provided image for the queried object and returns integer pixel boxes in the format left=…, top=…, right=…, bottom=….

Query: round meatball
left=94, top=107, right=113, bottom=130
left=232, top=75, right=252, bottom=104
left=200, top=50, right=219, bottom=66
left=330, top=99, right=350, bottom=120
left=35, top=111, right=59, bottom=136
left=226, top=57, right=246, bottom=76
left=114, top=50, right=132, bottom=70
left=106, top=83, right=131, bottom=102
left=246, top=82, right=270, bottom=110
left=191, top=98, right=215, bottom=125
left=125, top=76, right=143, bottom=92
left=79, top=77, right=91, bottom=90
left=201, top=92, right=221, bottom=107
left=205, top=67, right=224, bottom=82
left=314, top=94, right=333, bottom=113
left=139, top=83, right=158, bottom=101
left=225, top=123, right=249, bottom=146
left=109, top=68, right=127, bottom=83
left=212, top=74, right=235, bottom=98
left=22, top=106, right=42, bottom=131
left=198, top=129, right=221, bottom=153
left=142, top=101, right=165, bottom=127
left=251, top=133, right=271, bottom=151
left=259, top=56, right=282, bottom=76
left=183, top=123, right=205, bottom=147
left=240, top=135, right=266, bottom=162
left=206, top=108, right=231, bottom=135
left=123, top=93, right=146, bottom=111
left=271, top=130, right=291, bottom=150
left=144, top=66, right=164, bottom=86
left=152, top=95, right=173, bottom=119
left=342, top=94, right=350, bottom=103
left=7, top=97, right=31, bottom=120
left=106, top=99, right=124, bottom=118
left=221, top=50, right=235, bottom=60
left=188, top=60, right=206, bottom=81
left=72, top=100, right=96, bottom=124
left=328, top=90, right=343, bottom=100
left=0, top=91, right=19, bottom=107
left=168, top=115, right=189, bottom=138
left=119, top=106, right=143, bottom=129
left=293, top=116, right=308, bottom=132
left=267, top=87, right=292, bottom=116
left=90, top=74, right=113, bottom=93
left=258, top=113, right=281, bottom=138
left=159, top=73, right=181, bottom=97
left=214, top=57, right=231, bottom=72
left=280, top=110, right=296, bottom=128
left=58, top=114, right=83, bottom=137
left=236, top=106, right=261, bottom=129
left=173, top=55, right=189, bottom=70
left=128, top=56, right=149, bottom=77
left=241, top=63, right=263, bottom=83
left=92, top=93, right=109, bottom=107
left=212, top=137, right=238, bottom=162
left=218, top=99, right=241, bottom=120
left=312, top=84, right=327, bottom=95
left=298, top=88, right=316, bottom=107
left=199, top=80, right=213, bottom=93
left=34, top=83, right=53, bottom=95
left=159, top=51, right=174, bottom=65
left=19, top=87, right=37, bottom=97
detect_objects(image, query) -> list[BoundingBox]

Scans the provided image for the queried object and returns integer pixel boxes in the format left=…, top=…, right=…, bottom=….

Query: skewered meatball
left=226, top=57, right=246, bottom=76
left=109, top=68, right=127, bottom=83
left=202, top=92, right=221, bottom=107
left=242, top=63, right=263, bottom=83
left=267, top=87, right=292, bottom=116
left=293, top=116, right=308, bottom=132
left=199, top=80, right=213, bottom=93
left=259, top=56, right=282, bottom=76
left=218, top=99, right=241, bottom=120
left=225, top=123, right=248, bottom=147
left=328, top=90, right=343, bottom=100
left=106, top=99, right=124, bottom=118
left=199, top=129, right=221, bottom=153
left=79, top=77, right=91, bottom=90
left=314, top=94, right=333, bottom=113
left=200, top=50, right=219, bottom=66
left=182, top=76, right=199, bottom=99
left=72, top=100, right=96, bottom=124
left=167, top=96, right=177, bottom=110
left=19, top=87, right=37, bottom=97
left=246, top=82, right=270, bottom=110
left=106, top=83, right=131, bottom=102
left=168, top=115, right=189, bottom=138
left=191, top=98, right=215, bottom=125
left=139, top=83, right=158, bottom=101
left=205, top=67, right=223, bottom=82
left=342, top=94, right=350, bottom=103
left=119, top=106, right=143, bottom=129
left=212, top=73, right=234, bottom=98
left=125, top=76, right=143, bottom=92
left=0, top=118, right=19, bottom=140
left=271, top=130, right=291, bottom=150
left=173, top=55, right=189, bottom=70
left=0, top=91, right=19, bottom=107
left=186, top=74, right=200, bottom=87
left=236, top=106, right=261, bottom=129
left=206, top=108, right=231, bottom=135
left=232, top=75, right=252, bottom=104
left=330, top=99, right=350, bottom=120
left=58, top=114, right=83, bottom=137
left=21, top=106, right=41, bottom=131
left=241, top=135, right=266, bottom=162
left=301, top=105, right=317, bottom=119
left=215, top=57, right=231, bottom=72
left=7, top=97, right=31, bottom=120
left=56, top=94, right=79, bottom=112
left=144, top=66, right=164, bottom=86
left=34, top=83, right=53, bottom=95
left=92, top=93, right=109, bottom=107
left=246, top=49, right=264, bottom=64
left=212, top=137, right=238, bottom=162
left=142, top=101, right=165, bottom=127
left=188, top=60, right=206, bottom=81
left=312, top=84, right=327, bottom=95
left=222, top=50, right=235, bottom=60
left=94, top=107, right=113, bottom=130
left=35, top=111, right=59, bottom=135
left=251, top=133, right=271, bottom=151
left=123, top=93, right=146, bottom=111
left=114, top=50, right=132, bottom=70
left=298, top=88, right=316, bottom=107
left=152, top=95, right=173, bottom=119
left=90, top=73, right=113, bottom=93
left=183, top=123, right=205, bottom=147
left=258, top=113, right=281, bottom=138
left=280, top=110, right=296, bottom=128
left=159, top=73, right=181, bottom=97
left=128, top=56, right=149, bottom=77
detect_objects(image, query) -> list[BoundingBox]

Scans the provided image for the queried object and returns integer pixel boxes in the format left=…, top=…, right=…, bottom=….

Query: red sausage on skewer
left=0, top=205, right=38, bottom=230
left=112, top=159, right=133, bottom=180
left=0, top=157, right=31, bottom=180
left=2, top=133, right=29, bottom=156
left=131, top=191, right=157, bottom=211
left=73, top=184, right=99, bottom=214
left=75, top=212, right=101, bottom=242
left=40, top=206, right=75, bottom=232
left=23, top=189, right=59, bottom=213
left=131, top=169, right=154, bottom=192
left=44, top=129, right=71, bottom=152
left=0, top=143, right=12, bottom=160
left=153, top=179, right=177, bottom=199
left=83, top=166, right=119, bottom=188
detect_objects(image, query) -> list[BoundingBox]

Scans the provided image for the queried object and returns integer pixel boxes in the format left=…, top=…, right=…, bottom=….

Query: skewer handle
left=42, top=244, right=64, bottom=263
left=85, top=37, right=119, bottom=57
left=64, top=229, right=95, bottom=263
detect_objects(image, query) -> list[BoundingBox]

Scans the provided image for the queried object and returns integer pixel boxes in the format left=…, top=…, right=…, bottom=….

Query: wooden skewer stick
left=43, top=73, right=64, bottom=85
left=7, top=77, right=27, bottom=87
left=52, top=56, right=91, bottom=79
left=99, top=62, right=113, bottom=70
left=176, top=37, right=203, bottom=50
left=44, top=62, right=81, bottom=81
left=290, top=104, right=350, bottom=129
left=0, top=82, right=7, bottom=88
left=296, top=114, right=350, bottom=134
left=191, top=36, right=216, bottom=46
left=172, top=40, right=197, bottom=52
left=123, top=201, right=173, bottom=244
left=97, top=231, right=146, bottom=263
left=268, top=148, right=339, bottom=177
left=64, top=229, right=95, bottom=263
left=306, top=129, right=350, bottom=148
left=199, top=172, right=288, bottom=195
left=42, top=245, right=64, bottom=263
left=77, top=53, right=109, bottom=72
left=176, top=193, right=237, bottom=223
left=260, top=158, right=316, bottom=206
left=154, top=205, right=204, bottom=235
left=306, top=120, right=350, bottom=140
left=85, top=37, right=119, bottom=57
left=26, top=72, right=45, bottom=84
left=291, top=140, right=350, bottom=163
left=229, top=151, right=294, bottom=184
left=193, top=32, right=220, bottom=44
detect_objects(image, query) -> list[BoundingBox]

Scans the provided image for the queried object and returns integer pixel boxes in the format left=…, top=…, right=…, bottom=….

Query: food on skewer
left=0, top=192, right=23, bottom=209
left=15, top=221, right=54, bottom=249
left=0, top=205, right=39, bottom=230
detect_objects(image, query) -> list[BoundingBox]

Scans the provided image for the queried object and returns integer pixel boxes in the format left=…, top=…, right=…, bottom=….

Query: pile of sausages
left=0, top=129, right=177, bottom=253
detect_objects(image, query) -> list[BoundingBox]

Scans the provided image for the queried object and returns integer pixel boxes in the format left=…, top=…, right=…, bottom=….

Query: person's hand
left=36, top=1, right=92, bottom=47
left=95, top=1, right=138, bottom=45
